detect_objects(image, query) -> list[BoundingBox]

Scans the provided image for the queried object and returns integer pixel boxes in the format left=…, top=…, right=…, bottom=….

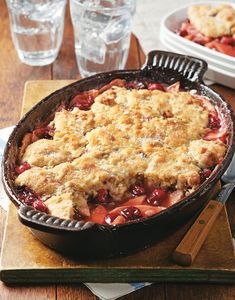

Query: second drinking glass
left=70, top=0, right=136, bottom=78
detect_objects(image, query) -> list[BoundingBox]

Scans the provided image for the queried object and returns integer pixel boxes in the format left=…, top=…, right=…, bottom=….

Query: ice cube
left=82, top=10, right=111, bottom=30
left=29, top=1, right=65, bottom=22
left=101, top=13, right=132, bottom=44
left=78, top=32, right=106, bottom=64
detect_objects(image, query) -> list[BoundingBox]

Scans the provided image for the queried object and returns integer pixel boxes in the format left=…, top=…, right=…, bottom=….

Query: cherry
left=209, top=112, right=220, bottom=129
left=17, top=186, right=38, bottom=205
left=200, top=169, right=212, bottom=183
left=15, top=162, right=31, bottom=174
left=219, top=135, right=227, bottom=144
left=71, top=93, right=94, bottom=110
left=147, top=83, right=165, bottom=91
left=120, top=206, right=142, bottom=221
left=96, top=189, right=111, bottom=204
left=125, top=81, right=146, bottom=89
left=24, top=195, right=36, bottom=206
left=179, top=29, right=188, bottom=37
left=130, top=184, right=145, bottom=196
left=33, top=200, right=49, bottom=213
left=220, top=37, right=235, bottom=46
left=147, top=188, right=166, bottom=206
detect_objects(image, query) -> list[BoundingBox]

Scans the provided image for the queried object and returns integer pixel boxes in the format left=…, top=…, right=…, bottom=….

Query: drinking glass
left=70, top=0, right=136, bottom=78
left=6, top=0, right=67, bottom=66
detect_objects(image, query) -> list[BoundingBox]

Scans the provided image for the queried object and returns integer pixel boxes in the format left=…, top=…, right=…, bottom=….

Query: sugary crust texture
left=188, top=4, right=235, bottom=38
left=15, top=87, right=226, bottom=219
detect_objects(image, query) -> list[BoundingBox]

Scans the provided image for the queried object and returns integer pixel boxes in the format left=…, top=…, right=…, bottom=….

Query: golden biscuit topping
left=15, top=81, right=227, bottom=223
left=188, top=4, right=235, bottom=38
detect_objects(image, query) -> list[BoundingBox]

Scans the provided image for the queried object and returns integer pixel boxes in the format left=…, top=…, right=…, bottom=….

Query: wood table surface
left=0, top=2, right=235, bottom=300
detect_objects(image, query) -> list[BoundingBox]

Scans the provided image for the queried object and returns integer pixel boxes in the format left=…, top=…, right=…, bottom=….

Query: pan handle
left=141, top=50, right=207, bottom=82
left=18, top=205, right=95, bottom=233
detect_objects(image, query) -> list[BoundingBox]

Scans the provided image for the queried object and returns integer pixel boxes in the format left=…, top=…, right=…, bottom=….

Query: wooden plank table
left=0, top=2, right=235, bottom=299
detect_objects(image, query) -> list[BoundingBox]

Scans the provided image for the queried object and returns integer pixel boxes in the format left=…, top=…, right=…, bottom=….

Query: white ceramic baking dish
left=160, top=33, right=235, bottom=88
left=160, top=1, right=235, bottom=88
left=161, top=1, right=235, bottom=64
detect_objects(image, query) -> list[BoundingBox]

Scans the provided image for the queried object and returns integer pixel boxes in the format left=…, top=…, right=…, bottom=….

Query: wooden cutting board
left=0, top=81, right=234, bottom=284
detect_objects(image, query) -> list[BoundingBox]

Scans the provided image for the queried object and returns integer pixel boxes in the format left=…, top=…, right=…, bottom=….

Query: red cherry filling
left=17, top=186, right=38, bottom=205
left=130, top=184, right=145, bottom=196
left=200, top=169, right=212, bottom=183
left=15, top=162, right=31, bottom=174
left=208, top=112, right=220, bottom=129
left=204, top=125, right=227, bottom=141
left=104, top=204, right=166, bottom=225
left=125, top=81, right=146, bottom=90
left=146, top=188, right=166, bottom=206
left=33, top=199, right=49, bottom=213
left=70, top=93, right=95, bottom=110
left=179, top=29, right=188, bottom=37
left=22, top=193, right=36, bottom=206
left=179, top=19, right=235, bottom=57
left=206, top=41, right=235, bottom=57
left=17, top=186, right=48, bottom=213
left=219, top=135, right=227, bottom=144
left=95, top=189, right=111, bottom=204
left=32, top=127, right=54, bottom=140
left=199, top=97, right=227, bottom=142
left=147, top=83, right=165, bottom=91
left=220, top=36, right=235, bottom=46
left=120, top=206, right=142, bottom=221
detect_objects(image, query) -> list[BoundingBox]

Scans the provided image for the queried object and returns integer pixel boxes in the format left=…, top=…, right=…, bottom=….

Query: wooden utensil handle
left=173, top=200, right=223, bottom=266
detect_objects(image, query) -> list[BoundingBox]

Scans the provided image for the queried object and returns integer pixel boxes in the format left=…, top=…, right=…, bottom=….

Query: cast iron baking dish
left=2, top=51, right=235, bottom=258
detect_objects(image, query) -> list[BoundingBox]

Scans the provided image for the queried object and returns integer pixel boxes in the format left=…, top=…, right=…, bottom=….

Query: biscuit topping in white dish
left=188, top=4, right=235, bottom=38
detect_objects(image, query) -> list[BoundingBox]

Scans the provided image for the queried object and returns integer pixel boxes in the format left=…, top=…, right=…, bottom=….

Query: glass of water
left=6, top=0, right=67, bottom=66
left=70, top=0, right=136, bottom=78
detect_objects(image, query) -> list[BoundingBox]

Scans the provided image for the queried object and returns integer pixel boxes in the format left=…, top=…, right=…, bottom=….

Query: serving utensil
left=173, top=154, right=235, bottom=266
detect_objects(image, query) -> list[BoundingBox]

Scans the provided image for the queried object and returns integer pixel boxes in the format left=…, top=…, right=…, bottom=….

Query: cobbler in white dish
left=178, top=4, right=235, bottom=57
